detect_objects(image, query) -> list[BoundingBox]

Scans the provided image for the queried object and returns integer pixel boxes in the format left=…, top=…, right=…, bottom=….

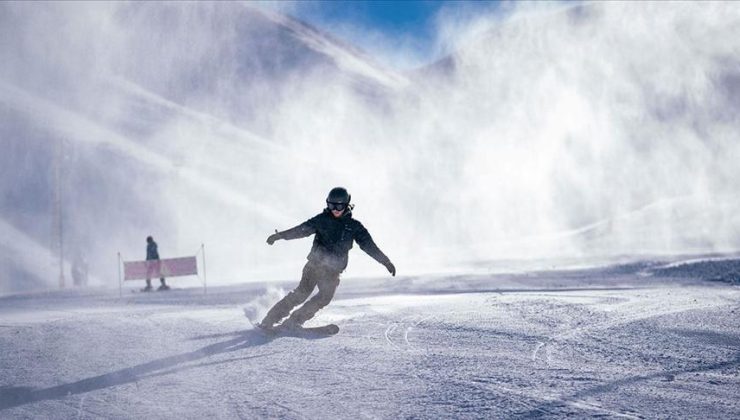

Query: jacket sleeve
left=277, top=216, right=319, bottom=240
left=354, top=222, right=392, bottom=266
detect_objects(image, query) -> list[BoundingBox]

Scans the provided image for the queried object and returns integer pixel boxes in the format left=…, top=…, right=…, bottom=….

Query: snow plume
left=242, top=287, right=285, bottom=325
left=412, top=2, right=740, bottom=261
left=1, top=2, right=740, bottom=291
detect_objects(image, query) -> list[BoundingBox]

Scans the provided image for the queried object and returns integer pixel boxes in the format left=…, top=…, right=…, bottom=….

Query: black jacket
left=146, top=241, right=159, bottom=261
left=277, top=209, right=391, bottom=271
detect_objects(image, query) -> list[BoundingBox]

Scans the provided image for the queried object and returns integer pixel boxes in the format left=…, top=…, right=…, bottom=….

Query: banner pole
left=117, top=252, right=122, bottom=298
left=202, top=243, right=207, bottom=295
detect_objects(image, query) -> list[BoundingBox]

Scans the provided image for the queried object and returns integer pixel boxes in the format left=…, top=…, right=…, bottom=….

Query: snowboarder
left=144, top=236, right=169, bottom=291
left=258, top=187, right=395, bottom=330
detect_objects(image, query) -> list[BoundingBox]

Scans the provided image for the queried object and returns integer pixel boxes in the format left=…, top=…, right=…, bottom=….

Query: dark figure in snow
left=259, top=187, right=395, bottom=329
left=144, top=236, right=169, bottom=291
left=71, top=251, right=88, bottom=287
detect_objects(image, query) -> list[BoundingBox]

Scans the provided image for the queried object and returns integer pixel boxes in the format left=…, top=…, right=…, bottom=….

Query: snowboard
left=254, top=322, right=339, bottom=337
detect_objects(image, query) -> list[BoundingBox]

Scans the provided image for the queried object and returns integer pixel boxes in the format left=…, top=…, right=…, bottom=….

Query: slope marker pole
left=202, top=243, right=207, bottom=295
left=117, top=252, right=122, bottom=298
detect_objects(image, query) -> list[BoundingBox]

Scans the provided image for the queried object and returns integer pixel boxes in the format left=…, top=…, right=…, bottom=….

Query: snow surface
left=1, top=260, right=738, bottom=419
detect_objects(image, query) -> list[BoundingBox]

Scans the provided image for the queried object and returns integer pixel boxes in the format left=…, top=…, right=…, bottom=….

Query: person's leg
left=144, top=260, right=155, bottom=291
left=284, top=266, right=340, bottom=326
left=259, top=263, right=318, bottom=327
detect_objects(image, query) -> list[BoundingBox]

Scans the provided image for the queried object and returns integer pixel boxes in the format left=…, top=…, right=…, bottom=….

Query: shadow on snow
left=0, top=327, right=328, bottom=410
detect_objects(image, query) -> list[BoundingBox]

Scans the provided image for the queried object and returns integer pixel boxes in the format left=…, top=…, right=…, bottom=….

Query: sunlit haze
left=1, top=1, right=740, bottom=292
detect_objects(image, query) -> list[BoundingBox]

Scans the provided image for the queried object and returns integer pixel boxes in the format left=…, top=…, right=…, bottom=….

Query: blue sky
left=263, top=0, right=505, bottom=69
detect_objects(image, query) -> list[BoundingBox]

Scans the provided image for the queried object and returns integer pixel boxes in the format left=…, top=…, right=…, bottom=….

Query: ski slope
left=1, top=260, right=738, bottom=419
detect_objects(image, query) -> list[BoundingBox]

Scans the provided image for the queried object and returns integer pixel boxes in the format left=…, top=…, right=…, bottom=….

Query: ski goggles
left=327, top=202, right=347, bottom=211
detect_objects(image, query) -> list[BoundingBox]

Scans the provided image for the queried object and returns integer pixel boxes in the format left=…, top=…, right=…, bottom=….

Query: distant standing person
left=258, top=187, right=395, bottom=330
left=144, top=236, right=169, bottom=291
left=71, top=251, right=88, bottom=287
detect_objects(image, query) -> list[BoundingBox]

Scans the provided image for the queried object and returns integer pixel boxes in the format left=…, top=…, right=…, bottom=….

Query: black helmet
left=326, top=187, right=351, bottom=205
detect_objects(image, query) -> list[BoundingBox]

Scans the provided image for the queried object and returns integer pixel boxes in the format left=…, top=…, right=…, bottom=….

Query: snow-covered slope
left=0, top=265, right=738, bottom=418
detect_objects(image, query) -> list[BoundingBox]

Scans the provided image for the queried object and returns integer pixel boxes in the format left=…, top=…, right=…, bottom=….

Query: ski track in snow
left=0, top=266, right=739, bottom=418
left=529, top=292, right=725, bottom=367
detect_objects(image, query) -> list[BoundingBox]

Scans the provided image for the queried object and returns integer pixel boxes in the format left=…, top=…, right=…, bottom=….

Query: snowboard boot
left=158, top=279, right=170, bottom=291
left=279, top=318, right=303, bottom=331
left=142, top=280, right=153, bottom=292
left=255, top=321, right=274, bottom=330
left=256, top=313, right=279, bottom=330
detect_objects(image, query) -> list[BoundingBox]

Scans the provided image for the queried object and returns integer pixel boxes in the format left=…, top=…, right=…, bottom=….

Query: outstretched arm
left=266, top=219, right=317, bottom=245
left=355, top=224, right=396, bottom=276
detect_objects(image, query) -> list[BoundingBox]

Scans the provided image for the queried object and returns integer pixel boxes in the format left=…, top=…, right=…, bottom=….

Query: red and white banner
left=123, top=257, right=198, bottom=281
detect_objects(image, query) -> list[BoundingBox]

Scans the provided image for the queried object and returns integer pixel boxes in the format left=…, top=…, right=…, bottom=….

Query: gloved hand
left=385, top=261, right=396, bottom=277
left=266, top=229, right=281, bottom=245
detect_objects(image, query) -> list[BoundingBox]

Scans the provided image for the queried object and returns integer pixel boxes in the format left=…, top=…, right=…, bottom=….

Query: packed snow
left=1, top=259, right=738, bottom=419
